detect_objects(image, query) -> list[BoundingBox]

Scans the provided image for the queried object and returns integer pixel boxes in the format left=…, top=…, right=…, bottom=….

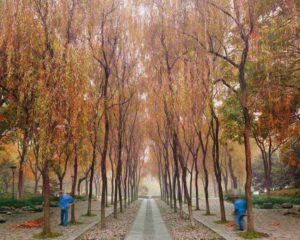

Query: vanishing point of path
left=126, top=198, right=172, bottom=240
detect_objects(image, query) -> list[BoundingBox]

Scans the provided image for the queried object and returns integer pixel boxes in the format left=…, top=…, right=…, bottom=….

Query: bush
left=252, top=195, right=300, bottom=206
left=0, top=194, right=59, bottom=208
left=0, top=195, right=43, bottom=208
left=74, top=195, right=87, bottom=200
left=225, top=194, right=300, bottom=206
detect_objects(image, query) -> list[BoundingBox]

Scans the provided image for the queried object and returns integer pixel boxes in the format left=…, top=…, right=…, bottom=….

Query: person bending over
left=234, top=197, right=247, bottom=231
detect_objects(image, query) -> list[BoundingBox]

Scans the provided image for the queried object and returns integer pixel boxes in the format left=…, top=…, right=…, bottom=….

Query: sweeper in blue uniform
left=234, top=197, right=247, bottom=231
left=58, top=191, right=75, bottom=226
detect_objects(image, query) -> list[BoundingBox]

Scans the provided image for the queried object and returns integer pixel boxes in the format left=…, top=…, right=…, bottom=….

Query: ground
left=81, top=200, right=141, bottom=240
left=157, top=199, right=222, bottom=240
left=186, top=198, right=300, bottom=240
left=0, top=200, right=110, bottom=240
left=1, top=197, right=300, bottom=240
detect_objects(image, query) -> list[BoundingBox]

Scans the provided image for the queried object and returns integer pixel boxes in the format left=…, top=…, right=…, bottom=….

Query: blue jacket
left=234, top=198, right=246, bottom=215
left=59, top=194, right=75, bottom=210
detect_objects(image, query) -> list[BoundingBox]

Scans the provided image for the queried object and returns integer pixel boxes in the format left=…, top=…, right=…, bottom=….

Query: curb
left=66, top=201, right=138, bottom=240
left=181, top=208, right=237, bottom=240
left=65, top=209, right=114, bottom=240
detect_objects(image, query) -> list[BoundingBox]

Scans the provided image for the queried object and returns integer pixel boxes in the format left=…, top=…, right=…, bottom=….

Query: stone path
left=126, top=199, right=171, bottom=240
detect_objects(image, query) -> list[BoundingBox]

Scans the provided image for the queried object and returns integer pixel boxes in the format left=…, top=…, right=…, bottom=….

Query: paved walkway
left=126, top=199, right=172, bottom=240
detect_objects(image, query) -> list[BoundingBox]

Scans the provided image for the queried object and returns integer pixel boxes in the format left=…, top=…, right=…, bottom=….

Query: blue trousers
left=235, top=213, right=245, bottom=230
left=61, top=208, right=69, bottom=225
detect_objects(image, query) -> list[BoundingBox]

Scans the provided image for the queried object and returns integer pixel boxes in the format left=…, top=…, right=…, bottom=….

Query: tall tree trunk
left=34, top=173, right=40, bottom=193
left=77, top=169, right=90, bottom=196
left=101, top=95, right=110, bottom=229
left=59, top=178, right=63, bottom=191
left=172, top=172, right=177, bottom=212
left=109, top=146, right=114, bottom=205
left=225, top=145, right=238, bottom=190
left=17, top=163, right=25, bottom=200
left=106, top=182, right=108, bottom=207
left=113, top=171, right=120, bottom=218
left=87, top=144, right=96, bottom=216
left=266, top=151, right=272, bottom=196
left=167, top=162, right=173, bottom=208
left=189, top=170, right=193, bottom=205
left=118, top=179, right=123, bottom=213
left=127, top=169, right=131, bottom=205
left=85, top=179, right=88, bottom=196
left=172, top=134, right=182, bottom=215
left=17, top=128, right=30, bottom=200
left=195, top=157, right=200, bottom=210
left=175, top=133, right=194, bottom=226
left=71, top=145, right=78, bottom=224
left=182, top=165, right=194, bottom=226
left=199, top=130, right=210, bottom=215
left=124, top=164, right=128, bottom=208
left=42, top=161, right=51, bottom=234
left=243, top=110, right=254, bottom=231
left=111, top=173, right=114, bottom=205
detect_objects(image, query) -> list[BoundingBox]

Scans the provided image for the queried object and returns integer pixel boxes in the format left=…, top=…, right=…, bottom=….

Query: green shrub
left=0, top=194, right=59, bottom=208
left=252, top=195, right=300, bottom=206
left=214, top=220, right=230, bottom=224
left=225, top=194, right=300, bottom=206
left=74, top=195, right=87, bottom=200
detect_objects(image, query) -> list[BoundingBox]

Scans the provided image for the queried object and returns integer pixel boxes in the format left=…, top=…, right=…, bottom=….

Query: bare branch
left=214, top=78, right=238, bottom=95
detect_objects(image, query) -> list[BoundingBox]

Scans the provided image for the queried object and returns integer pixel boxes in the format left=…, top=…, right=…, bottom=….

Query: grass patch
left=81, top=213, right=97, bottom=217
left=33, top=232, right=62, bottom=239
left=69, top=221, right=84, bottom=225
left=203, top=213, right=215, bottom=216
left=74, top=195, right=88, bottom=201
left=214, top=220, right=230, bottom=224
left=179, top=225, right=197, bottom=231
left=238, top=231, right=269, bottom=239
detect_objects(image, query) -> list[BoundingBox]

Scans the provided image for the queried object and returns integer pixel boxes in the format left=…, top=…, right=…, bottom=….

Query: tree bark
left=42, top=161, right=51, bottom=234
left=71, top=145, right=78, bottom=223
left=87, top=143, right=96, bottom=216
left=199, top=130, right=211, bottom=215
left=243, top=110, right=254, bottom=230
left=195, top=159, right=200, bottom=210
left=225, top=144, right=238, bottom=190
left=101, top=95, right=110, bottom=228
left=211, top=111, right=226, bottom=221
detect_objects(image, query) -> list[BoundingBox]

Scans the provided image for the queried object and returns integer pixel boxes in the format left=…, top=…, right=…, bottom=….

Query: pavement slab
left=126, top=199, right=171, bottom=240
